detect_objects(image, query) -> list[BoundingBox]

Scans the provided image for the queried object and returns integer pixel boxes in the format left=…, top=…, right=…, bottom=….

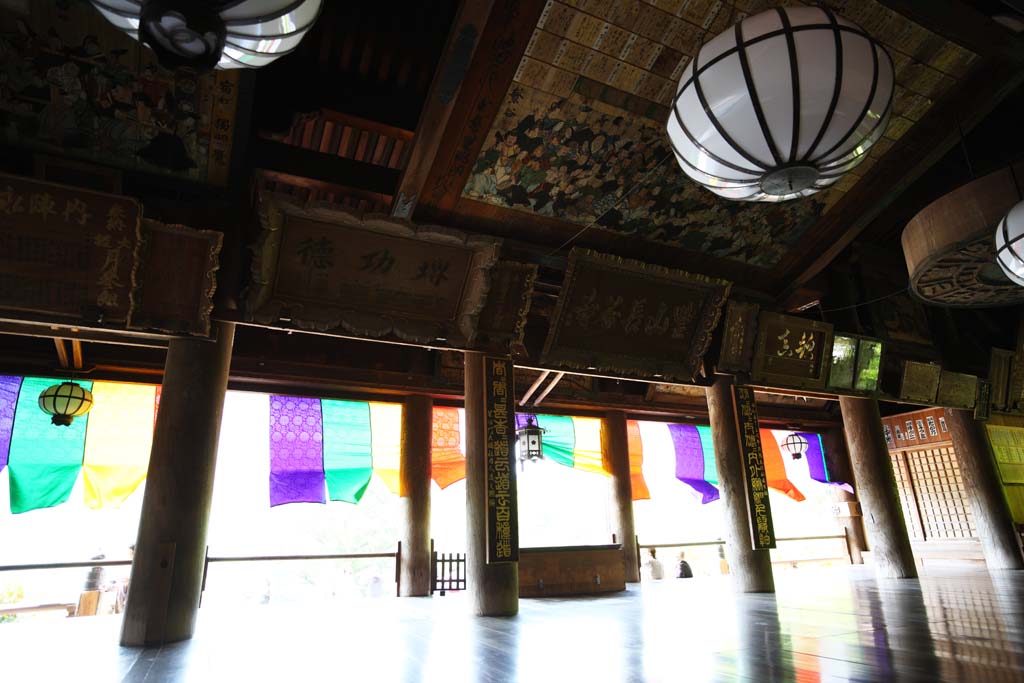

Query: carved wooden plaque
left=0, top=173, right=140, bottom=326
left=474, top=261, right=536, bottom=354
left=752, top=312, right=834, bottom=390
left=732, top=385, right=775, bottom=550
left=247, top=199, right=499, bottom=347
left=900, top=361, right=942, bottom=404
left=937, top=370, right=977, bottom=409
left=717, top=300, right=759, bottom=373
left=541, top=248, right=731, bottom=381
left=129, top=220, right=221, bottom=337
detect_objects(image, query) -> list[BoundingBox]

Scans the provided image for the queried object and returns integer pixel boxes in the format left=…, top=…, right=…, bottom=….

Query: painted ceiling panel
left=459, top=0, right=976, bottom=269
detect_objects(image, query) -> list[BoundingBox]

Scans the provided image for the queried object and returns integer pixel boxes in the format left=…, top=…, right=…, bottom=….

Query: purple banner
left=0, top=376, right=21, bottom=474
left=670, top=424, right=719, bottom=504
left=801, top=432, right=853, bottom=493
left=269, top=395, right=326, bottom=506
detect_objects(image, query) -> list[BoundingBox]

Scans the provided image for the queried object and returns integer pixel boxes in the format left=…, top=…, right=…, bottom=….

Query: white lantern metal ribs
left=668, top=6, right=895, bottom=202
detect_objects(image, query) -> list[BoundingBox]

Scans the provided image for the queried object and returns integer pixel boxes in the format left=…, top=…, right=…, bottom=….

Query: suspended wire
left=816, top=285, right=910, bottom=313
left=545, top=151, right=674, bottom=257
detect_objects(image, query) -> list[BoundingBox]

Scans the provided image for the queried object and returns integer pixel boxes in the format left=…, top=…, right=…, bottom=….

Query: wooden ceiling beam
left=878, top=0, right=1024, bottom=60
left=250, top=137, right=400, bottom=197
left=391, top=0, right=495, bottom=218
left=777, top=53, right=1024, bottom=301
left=71, top=339, right=83, bottom=370
left=414, top=0, right=549, bottom=218
left=53, top=338, right=69, bottom=370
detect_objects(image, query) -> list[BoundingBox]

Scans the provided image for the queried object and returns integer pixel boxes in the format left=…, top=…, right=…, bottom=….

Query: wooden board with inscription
left=752, top=312, right=833, bottom=390
left=0, top=173, right=140, bottom=327
left=882, top=407, right=951, bottom=451
left=937, top=371, right=977, bottom=409
left=541, top=248, right=730, bottom=381
left=717, top=300, right=759, bottom=373
left=986, top=425, right=1024, bottom=485
left=900, top=361, right=942, bottom=404
left=732, top=385, right=775, bottom=550
left=247, top=199, right=499, bottom=347
left=484, top=356, right=518, bottom=564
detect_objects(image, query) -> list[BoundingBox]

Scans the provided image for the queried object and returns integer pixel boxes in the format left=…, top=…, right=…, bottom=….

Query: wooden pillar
left=821, top=428, right=868, bottom=564
left=602, top=410, right=639, bottom=583
left=121, top=322, right=235, bottom=646
left=464, top=352, right=518, bottom=615
left=705, top=376, right=775, bottom=593
left=838, top=397, right=918, bottom=579
left=944, top=409, right=1024, bottom=570
left=400, top=394, right=434, bottom=596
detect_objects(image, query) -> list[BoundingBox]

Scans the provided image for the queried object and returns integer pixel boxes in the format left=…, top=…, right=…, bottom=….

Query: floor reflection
left=0, top=566, right=1022, bottom=682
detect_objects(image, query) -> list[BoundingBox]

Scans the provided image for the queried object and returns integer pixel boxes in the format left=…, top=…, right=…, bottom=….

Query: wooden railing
left=635, top=532, right=852, bottom=577
left=430, top=539, right=465, bottom=595
left=0, top=543, right=404, bottom=605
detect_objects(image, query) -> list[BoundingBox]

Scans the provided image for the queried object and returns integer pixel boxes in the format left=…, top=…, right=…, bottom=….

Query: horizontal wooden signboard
left=247, top=199, right=499, bottom=346
left=937, top=370, right=977, bottom=409
left=541, top=248, right=731, bottom=382
left=0, top=173, right=140, bottom=326
left=752, top=312, right=834, bottom=390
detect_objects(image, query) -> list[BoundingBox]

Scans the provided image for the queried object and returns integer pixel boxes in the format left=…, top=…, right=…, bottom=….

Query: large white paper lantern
left=996, top=201, right=1024, bottom=286
left=89, top=0, right=322, bottom=71
left=668, top=6, right=894, bottom=202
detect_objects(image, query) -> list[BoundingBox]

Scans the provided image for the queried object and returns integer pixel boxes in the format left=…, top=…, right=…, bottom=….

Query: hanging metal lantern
left=781, top=433, right=808, bottom=460
left=668, top=6, right=894, bottom=202
left=38, top=382, right=94, bottom=426
left=516, top=416, right=546, bottom=467
left=996, top=201, right=1024, bottom=287
left=88, top=0, right=323, bottom=71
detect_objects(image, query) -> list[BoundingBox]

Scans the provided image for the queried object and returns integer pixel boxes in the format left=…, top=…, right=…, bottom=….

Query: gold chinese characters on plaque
left=484, top=356, right=518, bottom=563
left=752, top=312, right=834, bottom=390
left=732, top=385, right=775, bottom=550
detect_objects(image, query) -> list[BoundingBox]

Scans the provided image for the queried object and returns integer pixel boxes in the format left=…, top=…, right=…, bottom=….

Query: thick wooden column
left=464, top=352, right=518, bottom=615
left=705, top=376, right=775, bottom=593
left=602, top=410, right=639, bottom=583
left=838, top=397, right=917, bottom=579
left=945, top=409, right=1024, bottom=570
left=400, top=394, right=434, bottom=596
left=121, top=322, right=235, bottom=646
left=821, top=428, right=868, bottom=564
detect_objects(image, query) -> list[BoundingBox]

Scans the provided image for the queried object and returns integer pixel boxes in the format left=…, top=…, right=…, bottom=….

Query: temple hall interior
left=1, top=1, right=1024, bottom=681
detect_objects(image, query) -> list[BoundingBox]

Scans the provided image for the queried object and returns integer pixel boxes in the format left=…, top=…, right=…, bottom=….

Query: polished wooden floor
left=1, top=565, right=1022, bottom=682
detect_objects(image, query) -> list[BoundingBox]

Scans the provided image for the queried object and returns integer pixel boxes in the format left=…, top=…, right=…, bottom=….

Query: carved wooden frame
left=246, top=197, right=500, bottom=347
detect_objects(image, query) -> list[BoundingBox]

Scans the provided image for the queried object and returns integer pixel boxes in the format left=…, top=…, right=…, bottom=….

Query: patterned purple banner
left=0, top=376, right=21, bottom=474
left=269, top=395, right=326, bottom=506
left=670, top=424, right=719, bottom=504
left=801, top=432, right=853, bottom=493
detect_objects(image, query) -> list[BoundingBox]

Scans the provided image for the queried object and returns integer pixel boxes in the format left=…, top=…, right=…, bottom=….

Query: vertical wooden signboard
left=484, top=356, right=519, bottom=564
left=731, top=385, right=776, bottom=550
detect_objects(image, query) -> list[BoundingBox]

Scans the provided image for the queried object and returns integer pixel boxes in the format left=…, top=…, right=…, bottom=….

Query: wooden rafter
left=71, top=339, right=83, bottom=370
left=391, top=0, right=495, bottom=218
left=414, top=0, right=549, bottom=220
left=777, top=54, right=1024, bottom=300
left=53, top=338, right=69, bottom=369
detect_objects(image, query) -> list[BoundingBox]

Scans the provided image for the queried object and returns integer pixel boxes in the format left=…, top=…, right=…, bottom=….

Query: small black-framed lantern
left=38, top=381, right=94, bottom=426
left=781, top=432, right=808, bottom=460
left=516, top=416, right=546, bottom=469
